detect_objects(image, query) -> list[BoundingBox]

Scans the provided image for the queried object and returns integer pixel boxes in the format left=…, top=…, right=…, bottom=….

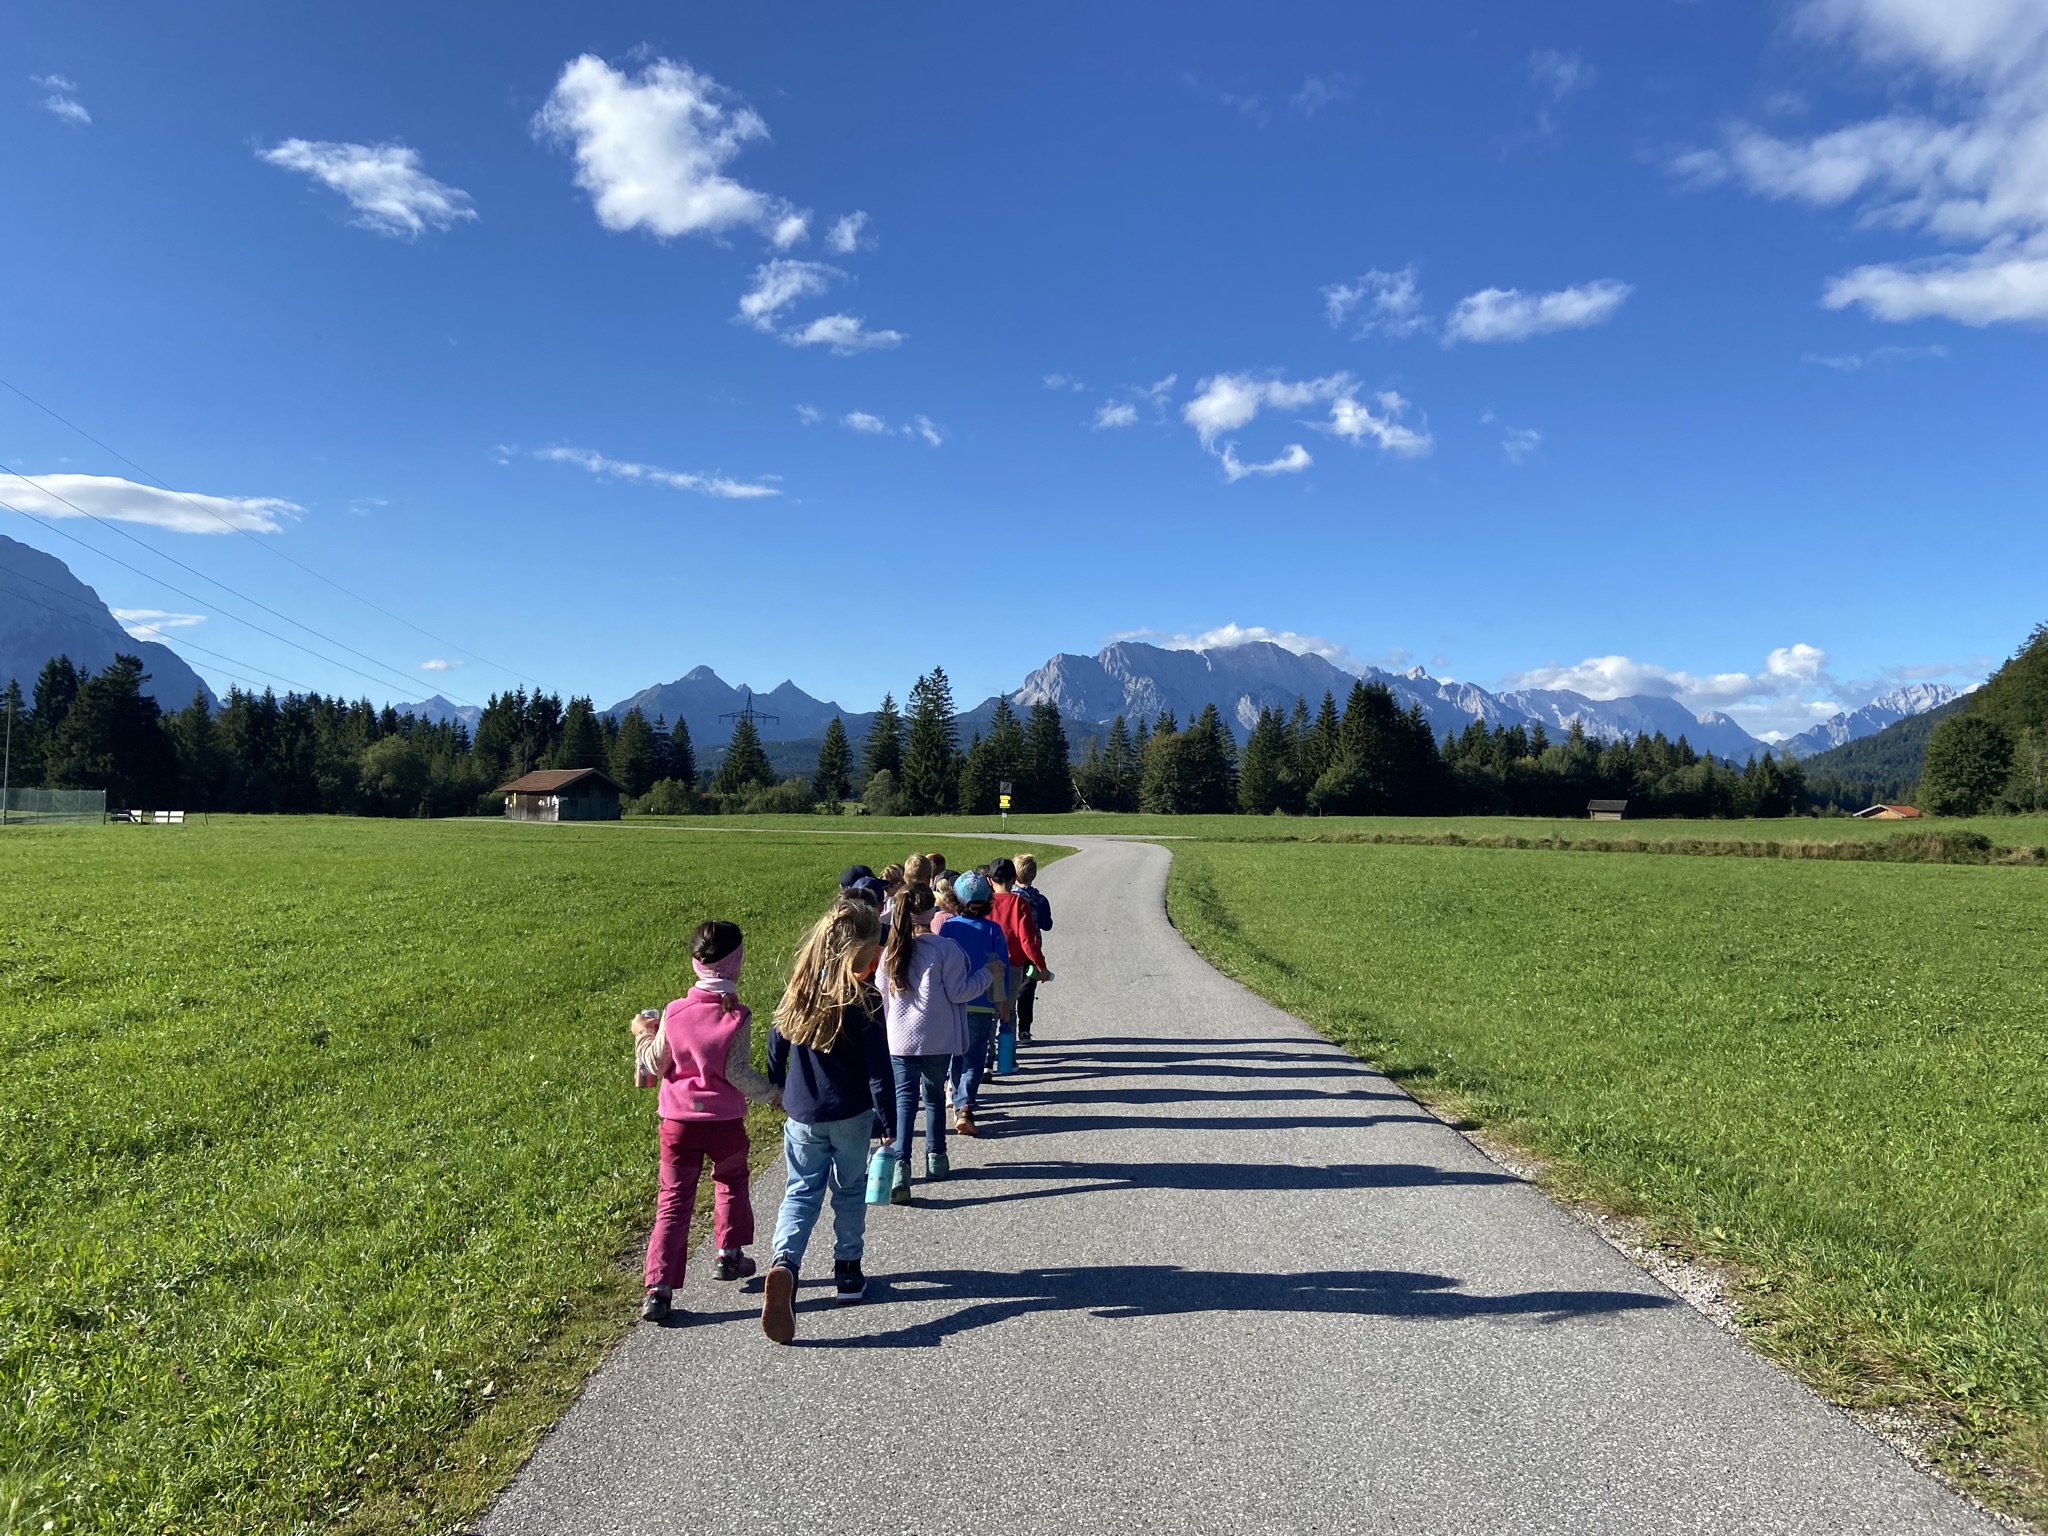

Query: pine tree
left=1105, top=714, right=1139, bottom=812
left=169, top=689, right=224, bottom=811
left=962, top=696, right=1025, bottom=814
left=608, top=707, right=663, bottom=797
left=861, top=692, right=903, bottom=784
left=44, top=654, right=180, bottom=806
left=1308, top=690, right=1340, bottom=792
left=899, top=668, right=960, bottom=815
left=551, top=697, right=607, bottom=770
left=1022, top=700, right=1075, bottom=812
left=651, top=714, right=672, bottom=779
left=669, top=715, right=698, bottom=787
left=814, top=716, right=853, bottom=807
left=1182, top=704, right=1237, bottom=813
left=1239, top=707, right=1290, bottom=814
left=711, top=715, right=776, bottom=797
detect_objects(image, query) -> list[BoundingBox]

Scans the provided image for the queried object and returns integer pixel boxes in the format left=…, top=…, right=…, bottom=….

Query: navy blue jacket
left=767, top=991, right=895, bottom=1135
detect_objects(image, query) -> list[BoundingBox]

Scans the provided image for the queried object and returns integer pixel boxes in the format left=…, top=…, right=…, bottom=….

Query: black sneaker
left=640, top=1288, right=672, bottom=1323
left=713, top=1250, right=758, bottom=1283
left=834, top=1259, right=867, bottom=1304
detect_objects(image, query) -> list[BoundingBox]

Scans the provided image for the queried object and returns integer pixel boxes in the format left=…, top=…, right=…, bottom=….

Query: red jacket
left=991, top=890, right=1047, bottom=972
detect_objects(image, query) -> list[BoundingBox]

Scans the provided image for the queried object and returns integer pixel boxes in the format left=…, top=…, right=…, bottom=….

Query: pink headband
left=693, top=945, right=744, bottom=984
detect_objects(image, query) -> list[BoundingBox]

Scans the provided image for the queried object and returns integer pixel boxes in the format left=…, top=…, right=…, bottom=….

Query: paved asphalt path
left=482, top=837, right=2001, bottom=1536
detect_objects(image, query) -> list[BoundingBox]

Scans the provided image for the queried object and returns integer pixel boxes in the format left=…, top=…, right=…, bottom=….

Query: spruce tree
left=669, top=715, right=698, bottom=788
left=962, top=696, right=1025, bottom=814
left=899, top=668, right=960, bottom=815
left=651, top=714, right=672, bottom=779
left=1308, top=690, right=1340, bottom=790
left=861, top=692, right=903, bottom=784
left=1105, top=714, right=1138, bottom=812
left=1239, top=707, right=1290, bottom=814
left=814, top=716, right=853, bottom=807
left=1022, top=700, right=1074, bottom=812
left=1182, top=703, right=1237, bottom=813
left=45, top=655, right=179, bottom=806
left=551, top=698, right=607, bottom=771
left=608, top=707, right=662, bottom=797
left=711, top=715, right=776, bottom=797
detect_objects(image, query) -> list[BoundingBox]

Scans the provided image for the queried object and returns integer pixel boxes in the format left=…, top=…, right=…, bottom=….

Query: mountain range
left=604, top=641, right=1964, bottom=766
left=0, top=534, right=215, bottom=710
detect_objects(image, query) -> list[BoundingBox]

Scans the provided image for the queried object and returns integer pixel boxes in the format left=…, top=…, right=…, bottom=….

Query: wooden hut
left=1587, top=798, right=1629, bottom=821
left=496, top=767, right=624, bottom=823
left=1851, top=803, right=1924, bottom=820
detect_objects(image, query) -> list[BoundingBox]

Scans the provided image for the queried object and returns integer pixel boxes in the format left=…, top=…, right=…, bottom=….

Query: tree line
left=3, top=649, right=1961, bottom=822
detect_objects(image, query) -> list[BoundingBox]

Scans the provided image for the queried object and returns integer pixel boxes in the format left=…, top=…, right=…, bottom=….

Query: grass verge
left=1165, top=839, right=2048, bottom=1525
left=0, top=817, right=1061, bottom=1536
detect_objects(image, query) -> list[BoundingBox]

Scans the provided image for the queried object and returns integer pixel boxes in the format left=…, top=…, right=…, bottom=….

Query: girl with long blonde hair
left=761, top=897, right=896, bottom=1343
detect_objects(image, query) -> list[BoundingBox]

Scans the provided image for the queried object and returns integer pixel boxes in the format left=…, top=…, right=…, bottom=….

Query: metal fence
left=0, top=788, right=108, bottom=825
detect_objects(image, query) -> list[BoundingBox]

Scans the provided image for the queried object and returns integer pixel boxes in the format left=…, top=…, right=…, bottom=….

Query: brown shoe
left=761, top=1263, right=796, bottom=1345
left=954, top=1110, right=977, bottom=1137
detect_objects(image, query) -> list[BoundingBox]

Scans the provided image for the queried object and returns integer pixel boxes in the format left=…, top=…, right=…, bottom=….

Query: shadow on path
left=806, top=1264, right=1674, bottom=1349
left=911, top=1158, right=1516, bottom=1210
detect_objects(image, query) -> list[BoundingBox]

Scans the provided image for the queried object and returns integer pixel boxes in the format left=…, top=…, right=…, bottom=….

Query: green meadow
left=1166, top=838, right=2048, bottom=1522
left=0, top=818, right=1062, bottom=1536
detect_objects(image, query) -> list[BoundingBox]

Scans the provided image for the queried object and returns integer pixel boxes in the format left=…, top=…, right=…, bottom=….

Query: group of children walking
left=627, top=850, right=1054, bottom=1343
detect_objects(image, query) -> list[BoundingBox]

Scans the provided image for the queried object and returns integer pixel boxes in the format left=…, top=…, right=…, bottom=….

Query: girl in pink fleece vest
left=629, top=920, right=780, bottom=1324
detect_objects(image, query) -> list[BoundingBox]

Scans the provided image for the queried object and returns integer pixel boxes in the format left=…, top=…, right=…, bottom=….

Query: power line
left=0, top=372, right=541, bottom=690
left=1, top=466, right=477, bottom=707
left=0, top=567, right=315, bottom=693
left=2, top=497, right=467, bottom=703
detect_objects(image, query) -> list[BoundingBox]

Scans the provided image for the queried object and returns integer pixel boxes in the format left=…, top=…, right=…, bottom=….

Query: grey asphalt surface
left=481, top=836, right=2000, bottom=1536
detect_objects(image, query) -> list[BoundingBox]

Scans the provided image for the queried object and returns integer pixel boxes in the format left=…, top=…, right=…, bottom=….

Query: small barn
left=497, top=767, right=624, bottom=823
left=1587, top=799, right=1630, bottom=821
left=1852, top=803, right=1924, bottom=820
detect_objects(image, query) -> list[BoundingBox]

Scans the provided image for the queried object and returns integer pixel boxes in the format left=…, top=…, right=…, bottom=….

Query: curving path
left=481, top=837, right=2001, bottom=1536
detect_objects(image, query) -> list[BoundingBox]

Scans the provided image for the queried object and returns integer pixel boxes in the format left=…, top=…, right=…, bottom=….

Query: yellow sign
left=999, top=794, right=1012, bottom=809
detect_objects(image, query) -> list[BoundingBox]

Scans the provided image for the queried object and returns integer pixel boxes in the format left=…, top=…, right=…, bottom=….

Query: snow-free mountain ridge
left=0, top=534, right=215, bottom=710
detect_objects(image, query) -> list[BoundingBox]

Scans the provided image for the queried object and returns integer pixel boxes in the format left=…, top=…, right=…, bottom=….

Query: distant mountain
left=1011, top=640, right=1776, bottom=759
left=605, top=665, right=874, bottom=747
left=0, top=533, right=216, bottom=710
left=1776, top=683, right=1969, bottom=759
left=390, top=694, right=482, bottom=729
left=1801, top=694, right=1971, bottom=803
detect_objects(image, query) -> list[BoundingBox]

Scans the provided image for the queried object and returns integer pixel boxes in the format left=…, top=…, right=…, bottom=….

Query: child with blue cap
left=936, top=868, right=1011, bottom=1137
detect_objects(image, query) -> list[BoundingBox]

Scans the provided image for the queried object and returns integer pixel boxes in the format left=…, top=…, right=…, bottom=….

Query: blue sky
left=5, top=0, right=2044, bottom=738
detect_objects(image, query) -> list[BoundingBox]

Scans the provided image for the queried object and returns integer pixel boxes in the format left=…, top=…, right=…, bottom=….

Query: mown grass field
left=1166, top=839, right=2048, bottom=1522
left=700, top=809, right=2048, bottom=850
left=0, top=818, right=1061, bottom=1536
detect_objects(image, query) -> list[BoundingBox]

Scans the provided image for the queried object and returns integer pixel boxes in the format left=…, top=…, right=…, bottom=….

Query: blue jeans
left=891, top=1054, right=949, bottom=1162
left=952, top=1011, right=996, bottom=1112
left=771, top=1113, right=872, bottom=1275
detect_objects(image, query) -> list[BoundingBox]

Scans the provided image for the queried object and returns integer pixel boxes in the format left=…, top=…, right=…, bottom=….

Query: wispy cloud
left=1090, top=374, right=1176, bottom=429
left=536, top=445, right=779, bottom=499
left=34, top=74, right=89, bottom=125
left=1093, top=401, right=1139, bottom=430
left=112, top=608, right=206, bottom=642
left=1528, top=48, right=1594, bottom=135
left=1043, top=373, right=1087, bottom=391
left=420, top=658, right=457, bottom=672
left=532, top=54, right=805, bottom=244
left=826, top=211, right=870, bottom=253
left=795, top=403, right=823, bottom=425
left=783, top=313, right=904, bottom=353
left=1669, top=0, right=2048, bottom=325
left=1292, top=74, right=1351, bottom=117
left=836, top=410, right=942, bottom=444
left=737, top=258, right=841, bottom=331
left=1321, top=391, right=1433, bottom=456
left=1219, top=442, right=1313, bottom=481
left=908, top=414, right=943, bottom=447
left=1183, top=371, right=1432, bottom=474
left=260, top=140, right=477, bottom=238
left=7, top=473, right=297, bottom=534
left=842, top=411, right=888, bottom=434
left=1443, top=280, right=1632, bottom=343
left=1111, top=622, right=1366, bottom=670
left=1323, top=266, right=1428, bottom=336
left=1801, top=344, right=1949, bottom=370
left=1502, top=427, right=1543, bottom=464
left=1502, top=643, right=1864, bottom=736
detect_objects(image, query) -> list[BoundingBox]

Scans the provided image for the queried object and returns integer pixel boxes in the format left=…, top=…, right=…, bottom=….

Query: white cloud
left=259, top=140, right=476, bottom=239
left=737, top=258, right=841, bottom=331
left=1503, top=642, right=1860, bottom=735
left=536, top=445, right=779, bottom=499
left=1183, top=372, right=1349, bottom=445
left=112, top=609, right=206, bottom=642
left=532, top=54, right=803, bottom=244
left=842, top=411, right=889, bottom=433
left=826, top=211, right=870, bottom=253
left=44, top=94, right=89, bottom=126
left=783, top=313, right=904, bottom=353
left=1503, top=427, right=1543, bottom=463
left=1322, top=390, right=1433, bottom=457
left=908, top=414, right=943, bottom=447
left=32, top=74, right=78, bottom=92
left=769, top=212, right=810, bottom=249
left=7, top=473, right=298, bottom=534
left=1801, top=342, right=1949, bottom=368
left=795, top=403, right=823, bottom=424
left=1527, top=48, right=1595, bottom=137
left=1292, top=75, right=1349, bottom=116
left=1112, top=622, right=1363, bottom=668
left=1219, top=443, right=1312, bottom=481
left=1442, top=280, right=1632, bottom=343
left=1676, top=0, right=2048, bottom=324
left=1093, top=401, right=1139, bottom=430
left=420, top=658, right=457, bottom=672
left=1043, top=372, right=1086, bottom=391
left=347, top=496, right=388, bottom=515
left=1323, top=266, right=1427, bottom=336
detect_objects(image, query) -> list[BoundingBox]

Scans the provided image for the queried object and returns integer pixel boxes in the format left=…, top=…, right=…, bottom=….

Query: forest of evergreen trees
left=4, top=651, right=1831, bottom=820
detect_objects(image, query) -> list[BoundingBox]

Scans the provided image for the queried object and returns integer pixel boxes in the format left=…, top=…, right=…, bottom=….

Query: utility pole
left=2, top=690, right=12, bottom=828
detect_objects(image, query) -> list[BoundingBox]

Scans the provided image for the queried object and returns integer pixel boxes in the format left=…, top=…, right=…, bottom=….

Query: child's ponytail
left=884, top=881, right=935, bottom=993
left=777, top=897, right=883, bottom=1052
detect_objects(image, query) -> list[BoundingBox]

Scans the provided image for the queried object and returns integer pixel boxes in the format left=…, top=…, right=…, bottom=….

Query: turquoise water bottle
left=996, top=1030, right=1017, bottom=1075
left=866, top=1146, right=899, bottom=1205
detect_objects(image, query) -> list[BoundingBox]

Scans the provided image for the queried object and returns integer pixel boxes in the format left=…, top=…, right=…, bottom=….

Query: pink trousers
left=644, top=1116, right=754, bottom=1291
